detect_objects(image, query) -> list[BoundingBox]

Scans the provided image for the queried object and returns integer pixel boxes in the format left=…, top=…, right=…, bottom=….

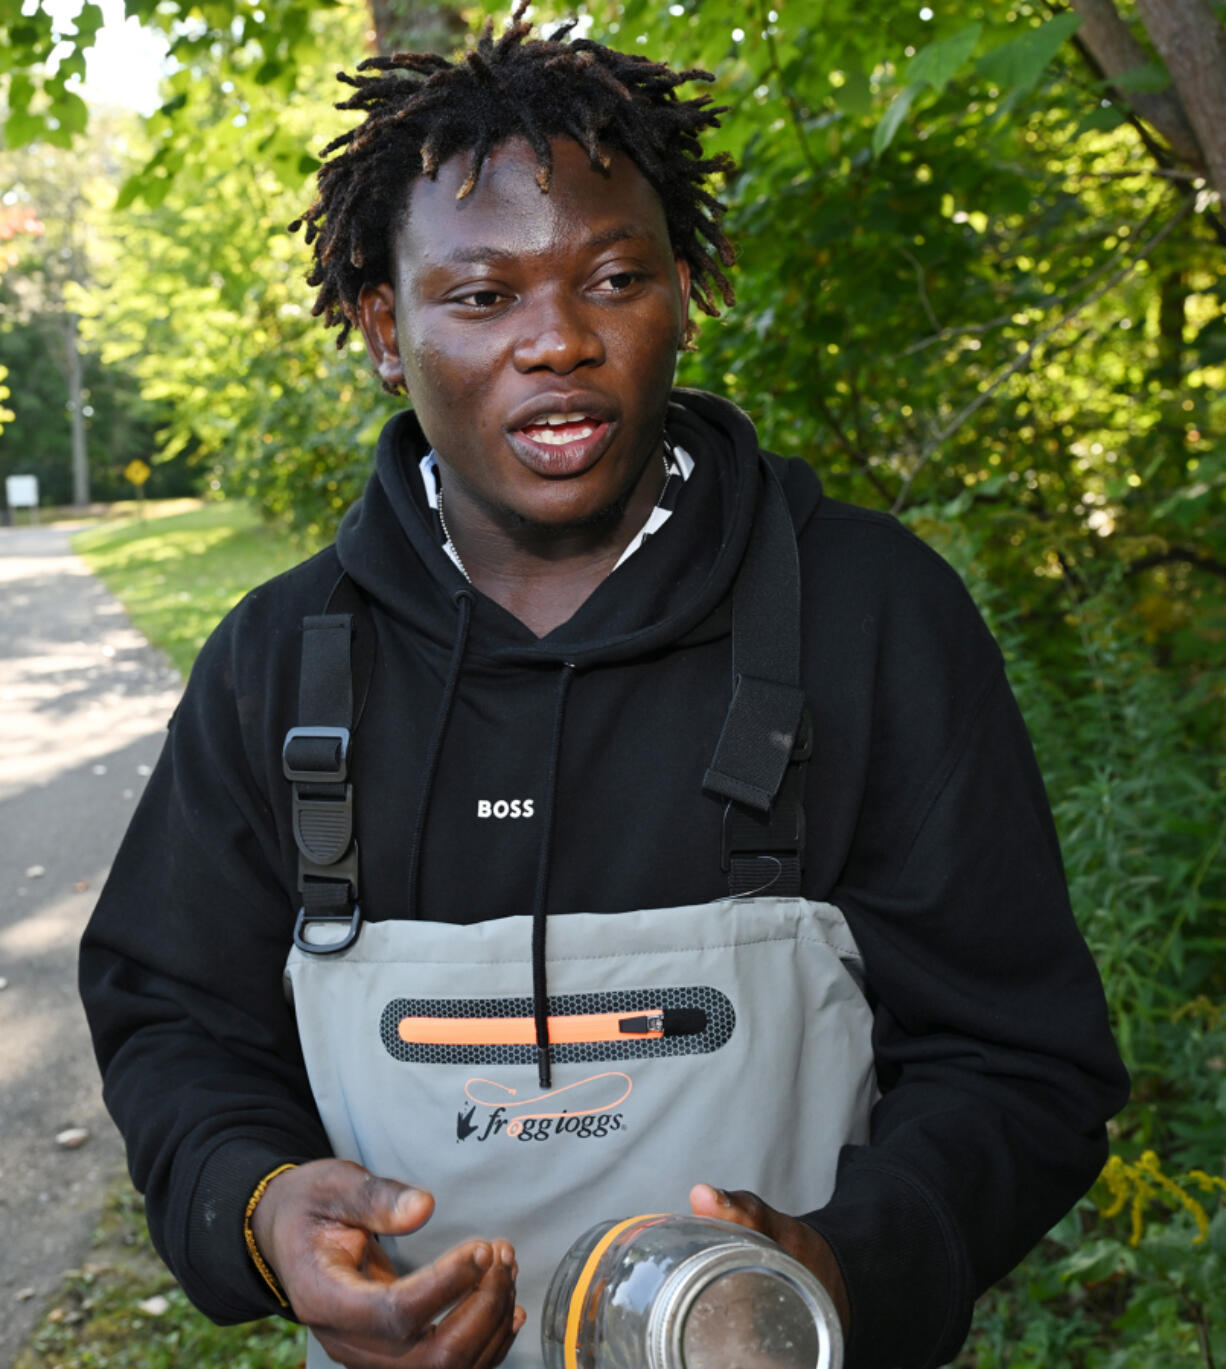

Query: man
left=80, top=14, right=1129, bottom=1369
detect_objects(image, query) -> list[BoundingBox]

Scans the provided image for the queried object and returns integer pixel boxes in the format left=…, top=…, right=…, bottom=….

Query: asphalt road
left=0, top=523, right=182, bottom=1367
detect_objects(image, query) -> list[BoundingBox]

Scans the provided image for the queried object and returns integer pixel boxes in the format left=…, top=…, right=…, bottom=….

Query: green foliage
left=13, top=1180, right=303, bottom=1369
left=2, top=0, right=323, bottom=151
left=73, top=502, right=323, bottom=673
left=78, top=1, right=399, bottom=538
left=0, top=311, right=186, bottom=504
left=0, top=115, right=194, bottom=506
left=922, top=519, right=1226, bottom=1364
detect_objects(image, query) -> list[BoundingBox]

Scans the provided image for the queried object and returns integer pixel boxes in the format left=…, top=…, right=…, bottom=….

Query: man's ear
left=674, top=257, right=692, bottom=350
left=357, top=283, right=405, bottom=391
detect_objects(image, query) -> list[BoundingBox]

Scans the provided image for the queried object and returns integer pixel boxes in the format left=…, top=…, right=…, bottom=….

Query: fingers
left=254, top=1162, right=437, bottom=1311
left=313, top=1244, right=518, bottom=1368
left=312, top=1238, right=497, bottom=1340
left=688, top=1182, right=777, bottom=1236
left=689, top=1183, right=852, bottom=1338
left=252, top=1160, right=521, bottom=1366
left=480, top=1304, right=526, bottom=1369
left=325, top=1166, right=436, bottom=1237
left=428, top=1246, right=521, bottom=1369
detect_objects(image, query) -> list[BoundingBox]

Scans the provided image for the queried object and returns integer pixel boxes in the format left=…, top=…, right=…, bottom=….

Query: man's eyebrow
left=441, top=227, right=644, bottom=266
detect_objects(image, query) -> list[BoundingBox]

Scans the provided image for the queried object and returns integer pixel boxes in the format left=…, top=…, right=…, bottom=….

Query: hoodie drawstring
left=406, top=589, right=474, bottom=921
left=532, top=663, right=575, bottom=1088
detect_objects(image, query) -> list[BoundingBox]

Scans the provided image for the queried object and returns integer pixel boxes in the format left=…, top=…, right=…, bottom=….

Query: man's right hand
left=251, top=1159, right=523, bottom=1368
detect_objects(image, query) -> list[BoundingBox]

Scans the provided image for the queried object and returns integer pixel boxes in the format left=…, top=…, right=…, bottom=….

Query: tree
left=1071, top=0, right=1226, bottom=203
left=3, top=140, right=98, bottom=502
left=0, top=115, right=174, bottom=504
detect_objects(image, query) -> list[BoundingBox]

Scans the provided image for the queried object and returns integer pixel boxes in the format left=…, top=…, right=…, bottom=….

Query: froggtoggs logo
left=457, top=1072, right=631, bottom=1142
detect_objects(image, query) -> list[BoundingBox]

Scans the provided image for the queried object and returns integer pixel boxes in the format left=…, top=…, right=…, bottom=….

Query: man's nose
left=512, top=293, right=605, bottom=373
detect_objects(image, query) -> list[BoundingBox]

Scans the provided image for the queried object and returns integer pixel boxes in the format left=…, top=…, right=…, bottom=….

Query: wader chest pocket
left=379, top=987, right=734, bottom=1066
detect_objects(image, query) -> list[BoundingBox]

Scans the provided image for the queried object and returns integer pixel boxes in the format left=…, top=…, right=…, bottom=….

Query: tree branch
left=1135, top=0, right=1226, bottom=205
left=1068, top=0, right=1204, bottom=166
left=1066, top=25, right=1226, bottom=246
left=898, top=246, right=942, bottom=333
left=902, top=202, right=1164, bottom=359
left=757, top=0, right=821, bottom=178
left=890, top=195, right=1196, bottom=514
left=1124, top=547, right=1226, bottom=581
left=812, top=389, right=894, bottom=500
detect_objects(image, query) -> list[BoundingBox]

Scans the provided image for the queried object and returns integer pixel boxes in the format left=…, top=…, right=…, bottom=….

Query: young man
left=80, top=15, right=1128, bottom=1369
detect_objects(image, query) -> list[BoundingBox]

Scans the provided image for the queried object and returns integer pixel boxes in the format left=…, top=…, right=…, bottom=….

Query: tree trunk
left=65, top=312, right=90, bottom=507
left=1069, top=0, right=1203, bottom=167
left=1134, top=0, right=1226, bottom=204
left=367, top=0, right=467, bottom=57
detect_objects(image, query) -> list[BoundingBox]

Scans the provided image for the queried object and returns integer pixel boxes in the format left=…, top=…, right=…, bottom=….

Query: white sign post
left=5, top=474, right=39, bottom=525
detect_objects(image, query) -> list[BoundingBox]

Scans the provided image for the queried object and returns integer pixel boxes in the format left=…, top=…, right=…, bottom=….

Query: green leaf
left=1059, top=1237, right=1130, bottom=1285
left=1111, top=61, right=1171, bottom=95
left=873, top=81, right=925, bottom=157
left=74, top=2, right=105, bottom=44
left=50, top=89, right=89, bottom=135
left=8, top=71, right=35, bottom=111
left=977, top=12, right=1083, bottom=98
left=1078, top=105, right=1126, bottom=134
left=114, top=172, right=145, bottom=211
left=254, top=57, right=284, bottom=85
left=3, top=106, right=45, bottom=148
left=1210, top=1209, right=1226, bottom=1257
left=832, top=67, right=872, bottom=120
left=907, top=22, right=981, bottom=95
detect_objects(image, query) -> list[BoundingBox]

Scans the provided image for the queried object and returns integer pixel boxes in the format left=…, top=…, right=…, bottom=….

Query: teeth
left=539, top=411, right=588, bottom=426
left=532, top=426, right=595, bottom=445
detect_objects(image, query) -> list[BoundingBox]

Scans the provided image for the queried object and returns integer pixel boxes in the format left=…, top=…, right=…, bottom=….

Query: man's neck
left=437, top=448, right=668, bottom=638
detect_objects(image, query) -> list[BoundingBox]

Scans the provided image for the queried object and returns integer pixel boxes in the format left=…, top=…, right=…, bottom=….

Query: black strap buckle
left=282, top=726, right=351, bottom=784
left=292, top=787, right=354, bottom=866
left=721, top=797, right=806, bottom=872
left=293, top=903, right=362, bottom=955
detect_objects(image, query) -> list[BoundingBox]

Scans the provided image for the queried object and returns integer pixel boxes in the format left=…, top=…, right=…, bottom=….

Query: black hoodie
left=80, top=390, right=1128, bottom=1369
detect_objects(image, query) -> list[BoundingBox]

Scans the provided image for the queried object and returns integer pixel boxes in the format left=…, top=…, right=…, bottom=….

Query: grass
left=72, top=501, right=325, bottom=675
left=14, top=1185, right=304, bottom=1369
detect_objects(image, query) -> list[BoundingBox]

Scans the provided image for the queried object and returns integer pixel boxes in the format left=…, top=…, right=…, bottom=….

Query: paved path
left=0, top=524, right=182, bottom=1367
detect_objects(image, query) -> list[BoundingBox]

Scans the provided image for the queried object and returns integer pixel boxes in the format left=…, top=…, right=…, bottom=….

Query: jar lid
left=646, top=1241, right=842, bottom=1369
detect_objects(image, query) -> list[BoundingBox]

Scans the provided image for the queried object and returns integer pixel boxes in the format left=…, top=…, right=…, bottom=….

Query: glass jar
left=540, top=1213, right=843, bottom=1369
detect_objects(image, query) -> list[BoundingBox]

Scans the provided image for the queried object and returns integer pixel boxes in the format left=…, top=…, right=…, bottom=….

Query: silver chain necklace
left=436, top=448, right=672, bottom=588
left=435, top=478, right=471, bottom=584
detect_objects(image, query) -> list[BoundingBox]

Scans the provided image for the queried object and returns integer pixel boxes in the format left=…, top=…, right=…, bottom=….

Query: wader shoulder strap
left=282, top=573, right=371, bottom=954
left=703, top=461, right=811, bottom=898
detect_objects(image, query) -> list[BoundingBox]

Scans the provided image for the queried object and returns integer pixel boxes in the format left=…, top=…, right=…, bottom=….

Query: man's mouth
left=517, top=412, right=601, bottom=446
left=507, top=408, right=614, bottom=476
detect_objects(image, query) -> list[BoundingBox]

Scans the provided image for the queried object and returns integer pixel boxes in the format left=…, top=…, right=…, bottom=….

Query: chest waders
left=280, top=462, right=877, bottom=1368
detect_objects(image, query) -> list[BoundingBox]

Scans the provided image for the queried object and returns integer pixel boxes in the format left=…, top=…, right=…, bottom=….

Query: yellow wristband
left=243, top=1163, right=298, bottom=1308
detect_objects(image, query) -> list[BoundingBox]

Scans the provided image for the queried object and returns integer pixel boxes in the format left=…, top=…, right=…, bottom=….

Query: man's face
left=358, top=135, right=691, bottom=532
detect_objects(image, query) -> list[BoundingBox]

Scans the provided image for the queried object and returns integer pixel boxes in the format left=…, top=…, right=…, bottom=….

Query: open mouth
left=519, top=412, right=601, bottom=445
left=508, top=409, right=613, bottom=475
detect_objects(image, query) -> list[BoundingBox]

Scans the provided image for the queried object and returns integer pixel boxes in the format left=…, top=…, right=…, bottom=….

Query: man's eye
left=596, top=272, right=643, bottom=293
left=456, top=290, right=504, bottom=309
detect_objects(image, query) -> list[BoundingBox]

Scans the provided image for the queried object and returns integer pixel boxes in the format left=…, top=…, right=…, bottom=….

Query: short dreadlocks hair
left=291, top=7, right=736, bottom=349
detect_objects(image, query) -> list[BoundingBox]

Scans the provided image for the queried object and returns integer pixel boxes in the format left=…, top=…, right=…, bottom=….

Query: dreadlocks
left=290, top=7, right=736, bottom=348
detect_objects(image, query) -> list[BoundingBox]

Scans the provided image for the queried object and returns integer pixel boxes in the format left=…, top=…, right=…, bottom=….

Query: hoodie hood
left=335, top=388, right=822, bottom=667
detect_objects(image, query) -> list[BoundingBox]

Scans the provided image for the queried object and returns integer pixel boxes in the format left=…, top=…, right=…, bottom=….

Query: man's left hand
left=688, top=1183, right=850, bottom=1339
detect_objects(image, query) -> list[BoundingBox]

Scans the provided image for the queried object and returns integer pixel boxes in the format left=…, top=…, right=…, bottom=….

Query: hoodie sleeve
left=79, top=586, right=332, bottom=1324
left=797, top=512, right=1129, bottom=1369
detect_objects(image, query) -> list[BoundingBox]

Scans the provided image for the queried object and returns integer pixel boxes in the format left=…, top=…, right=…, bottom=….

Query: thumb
left=331, top=1168, right=435, bottom=1236
left=689, top=1182, right=742, bottom=1222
